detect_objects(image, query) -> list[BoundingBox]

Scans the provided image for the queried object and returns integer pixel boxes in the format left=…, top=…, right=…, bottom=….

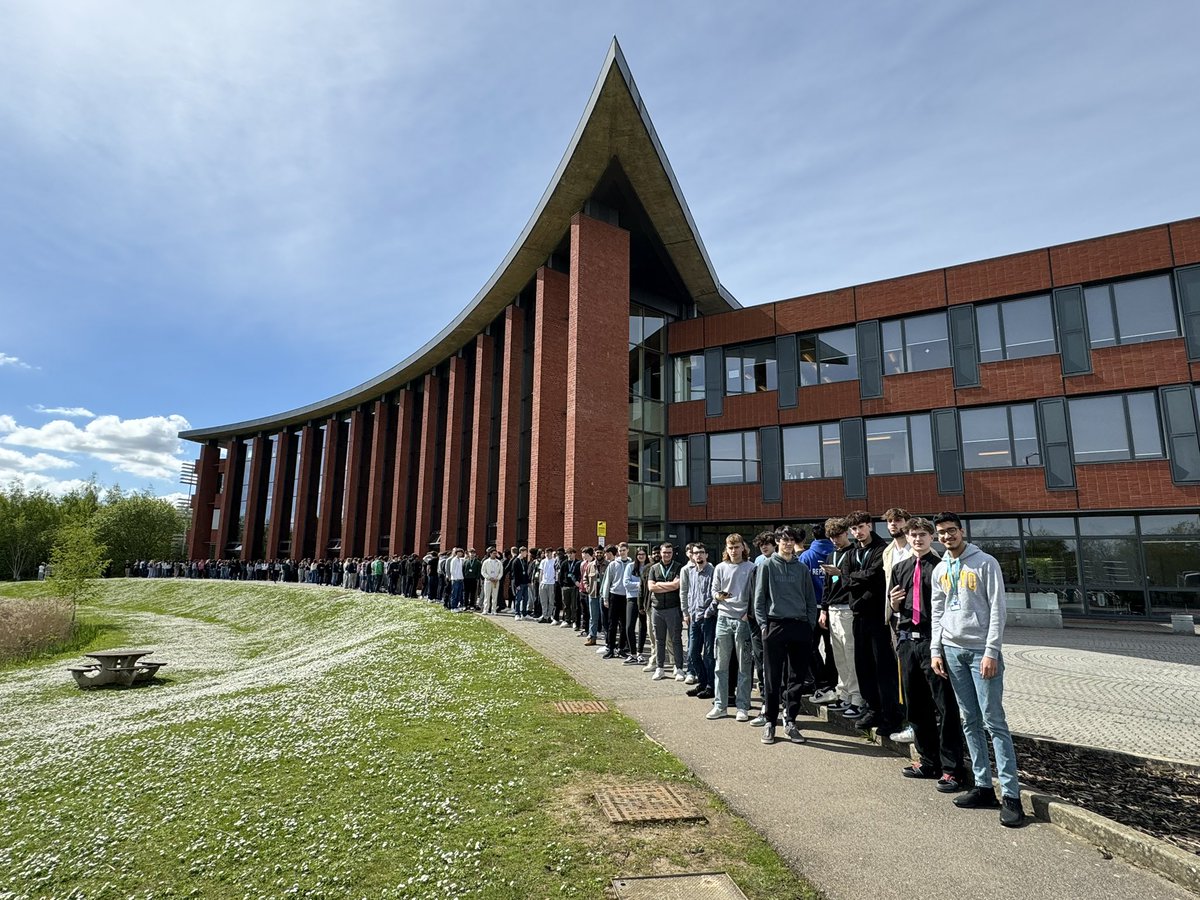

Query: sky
left=1, top=0, right=1198, bottom=500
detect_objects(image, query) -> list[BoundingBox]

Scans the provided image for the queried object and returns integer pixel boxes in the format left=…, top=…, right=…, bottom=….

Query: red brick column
left=440, top=355, right=468, bottom=551
left=265, top=429, right=294, bottom=560
left=363, top=399, right=391, bottom=557
left=215, top=438, right=242, bottom=555
left=529, top=267, right=570, bottom=546
left=241, top=435, right=270, bottom=561
left=467, top=334, right=495, bottom=551
left=388, top=389, right=414, bottom=554
left=413, top=373, right=443, bottom=554
left=340, top=408, right=369, bottom=558
left=187, top=442, right=220, bottom=560
left=496, top=305, right=524, bottom=549
left=314, top=416, right=343, bottom=558
left=292, top=424, right=319, bottom=560
left=565, top=212, right=630, bottom=548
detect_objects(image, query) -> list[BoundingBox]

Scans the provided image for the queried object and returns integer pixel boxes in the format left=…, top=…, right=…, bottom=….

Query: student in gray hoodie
left=930, top=513, right=1025, bottom=828
left=753, top=526, right=820, bottom=745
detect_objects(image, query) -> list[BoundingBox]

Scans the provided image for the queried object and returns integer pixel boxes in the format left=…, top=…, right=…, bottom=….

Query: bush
left=0, top=598, right=73, bottom=663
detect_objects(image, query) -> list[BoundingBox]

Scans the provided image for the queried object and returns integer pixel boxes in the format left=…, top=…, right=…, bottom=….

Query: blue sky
left=1, top=0, right=1198, bottom=499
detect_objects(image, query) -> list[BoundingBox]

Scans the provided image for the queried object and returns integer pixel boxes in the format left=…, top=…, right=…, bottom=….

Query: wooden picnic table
left=69, top=648, right=167, bottom=689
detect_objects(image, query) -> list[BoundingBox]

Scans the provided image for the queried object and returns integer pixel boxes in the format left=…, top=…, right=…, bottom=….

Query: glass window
left=975, top=295, right=1056, bottom=361
left=783, top=426, right=821, bottom=480
left=903, top=312, right=951, bottom=372
left=1082, top=537, right=1146, bottom=615
left=726, top=342, right=777, bottom=395
left=866, top=417, right=909, bottom=474
left=822, top=423, right=842, bottom=477
left=865, top=415, right=932, bottom=474
left=628, top=438, right=640, bottom=482
left=961, top=406, right=1012, bottom=469
left=672, top=354, right=705, bottom=402
left=642, top=486, right=665, bottom=520
left=709, top=431, right=759, bottom=484
left=1024, top=535, right=1082, bottom=614
left=1085, top=275, right=1179, bottom=348
left=642, top=400, right=664, bottom=434
left=1069, top=393, right=1163, bottom=463
left=819, top=328, right=858, bottom=384
left=882, top=320, right=904, bottom=376
left=642, top=315, right=665, bottom=352
left=642, top=438, right=662, bottom=484
left=1140, top=513, right=1200, bottom=535
left=1144, top=539, right=1200, bottom=587
left=672, top=437, right=688, bottom=487
left=1078, top=516, right=1136, bottom=536
left=976, top=304, right=1002, bottom=363
left=961, top=404, right=1040, bottom=469
left=645, top=352, right=663, bottom=401
left=974, top=538, right=1025, bottom=594
left=1113, top=275, right=1178, bottom=345
left=797, top=335, right=818, bottom=386
left=966, top=518, right=1020, bottom=538
left=1023, top=517, right=1076, bottom=537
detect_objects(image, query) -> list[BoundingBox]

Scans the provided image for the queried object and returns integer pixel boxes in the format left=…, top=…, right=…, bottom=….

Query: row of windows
left=671, top=273, right=1182, bottom=402
left=675, top=388, right=1187, bottom=486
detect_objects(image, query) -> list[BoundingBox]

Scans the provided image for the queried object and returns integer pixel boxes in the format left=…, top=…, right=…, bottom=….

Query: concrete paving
left=1002, top=626, right=1200, bottom=763
left=488, top=614, right=1197, bottom=900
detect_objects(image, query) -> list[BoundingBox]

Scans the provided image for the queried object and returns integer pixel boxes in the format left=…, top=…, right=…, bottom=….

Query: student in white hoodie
left=930, top=512, right=1025, bottom=828
left=480, top=548, right=504, bottom=615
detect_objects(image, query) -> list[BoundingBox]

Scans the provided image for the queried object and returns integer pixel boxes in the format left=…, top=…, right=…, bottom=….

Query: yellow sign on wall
left=596, top=520, right=607, bottom=537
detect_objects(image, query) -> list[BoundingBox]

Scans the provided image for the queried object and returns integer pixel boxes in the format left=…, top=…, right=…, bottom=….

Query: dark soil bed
left=1014, top=735, right=1200, bottom=856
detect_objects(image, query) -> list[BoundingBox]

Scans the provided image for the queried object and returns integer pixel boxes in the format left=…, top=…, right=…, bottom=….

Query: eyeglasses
left=935, top=528, right=961, bottom=538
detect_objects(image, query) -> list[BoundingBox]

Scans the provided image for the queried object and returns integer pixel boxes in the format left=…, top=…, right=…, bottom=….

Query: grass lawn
left=0, top=580, right=819, bottom=899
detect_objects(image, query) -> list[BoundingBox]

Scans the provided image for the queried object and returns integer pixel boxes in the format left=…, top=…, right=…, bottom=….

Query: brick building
left=183, top=41, right=1200, bottom=622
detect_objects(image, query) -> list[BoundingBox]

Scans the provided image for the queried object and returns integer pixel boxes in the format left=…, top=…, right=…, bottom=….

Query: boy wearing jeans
left=930, top=513, right=1026, bottom=828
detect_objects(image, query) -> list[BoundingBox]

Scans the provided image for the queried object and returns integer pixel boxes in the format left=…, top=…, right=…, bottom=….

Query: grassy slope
left=0, top=581, right=819, bottom=900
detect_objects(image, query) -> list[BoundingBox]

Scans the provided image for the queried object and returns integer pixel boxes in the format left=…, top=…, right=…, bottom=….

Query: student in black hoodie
left=824, top=510, right=902, bottom=735
left=889, top=517, right=968, bottom=792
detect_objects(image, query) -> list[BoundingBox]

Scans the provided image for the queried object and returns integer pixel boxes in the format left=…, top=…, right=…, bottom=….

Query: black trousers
left=899, top=638, right=967, bottom=775
left=811, top=619, right=838, bottom=691
left=606, top=592, right=627, bottom=652
left=852, top=614, right=902, bottom=730
left=762, top=618, right=812, bottom=724
left=625, top=598, right=646, bottom=655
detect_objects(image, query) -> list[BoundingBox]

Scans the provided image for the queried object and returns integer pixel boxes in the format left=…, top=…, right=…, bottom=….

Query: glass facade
left=976, top=295, right=1057, bottom=362
left=881, top=311, right=951, bottom=374
left=629, top=303, right=668, bottom=543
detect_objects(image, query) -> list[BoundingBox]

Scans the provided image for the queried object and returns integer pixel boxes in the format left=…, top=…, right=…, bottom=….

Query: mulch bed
left=1014, top=735, right=1200, bottom=856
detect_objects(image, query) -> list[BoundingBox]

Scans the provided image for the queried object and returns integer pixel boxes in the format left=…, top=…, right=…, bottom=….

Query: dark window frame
left=1083, top=274, right=1181, bottom=349
left=798, top=326, right=859, bottom=386
left=781, top=421, right=843, bottom=481
left=863, top=413, right=934, bottom=475
left=724, top=341, right=779, bottom=395
left=880, top=311, right=951, bottom=375
left=976, top=294, right=1058, bottom=362
left=960, top=402, right=1042, bottom=470
left=1067, top=391, right=1165, bottom=465
left=708, top=430, right=761, bottom=485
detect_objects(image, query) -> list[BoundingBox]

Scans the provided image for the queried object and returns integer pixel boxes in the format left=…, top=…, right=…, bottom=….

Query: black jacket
left=840, top=532, right=888, bottom=619
left=890, top=550, right=941, bottom=635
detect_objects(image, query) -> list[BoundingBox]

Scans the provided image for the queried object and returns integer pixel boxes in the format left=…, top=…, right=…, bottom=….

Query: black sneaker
left=601, top=649, right=615, bottom=659
left=936, top=773, right=967, bottom=793
left=1000, top=796, right=1026, bottom=827
left=826, top=699, right=849, bottom=711
left=622, top=655, right=642, bottom=666
left=953, top=787, right=1000, bottom=809
left=855, top=712, right=879, bottom=729
left=901, top=763, right=939, bottom=779
left=761, top=723, right=776, bottom=744
left=841, top=704, right=866, bottom=718
left=686, top=686, right=702, bottom=697
left=696, top=689, right=715, bottom=700
left=784, top=721, right=807, bottom=744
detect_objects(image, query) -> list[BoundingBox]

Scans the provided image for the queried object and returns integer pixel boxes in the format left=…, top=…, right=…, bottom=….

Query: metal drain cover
left=612, top=873, right=747, bottom=899
left=595, top=785, right=706, bottom=824
left=554, top=700, right=609, bottom=714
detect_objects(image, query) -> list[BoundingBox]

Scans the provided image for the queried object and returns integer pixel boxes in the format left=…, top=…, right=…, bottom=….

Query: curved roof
left=182, top=38, right=736, bottom=442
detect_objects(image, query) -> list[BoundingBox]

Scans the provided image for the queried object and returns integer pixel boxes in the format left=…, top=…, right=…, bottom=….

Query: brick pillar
left=467, top=333, right=495, bottom=551
left=440, top=355, right=468, bottom=551
left=388, top=389, right=414, bottom=555
left=528, top=267, right=569, bottom=546
left=265, top=430, right=294, bottom=560
left=363, top=399, right=391, bottom=557
left=292, top=424, right=319, bottom=560
left=241, top=435, right=270, bottom=561
left=495, top=305, right=525, bottom=549
left=413, top=373, right=443, bottom=554
left=340, top=408, right=368, bottom=558
left=216, top=438, right=242, bottom=556
left=314, top=416, right=342, bottom=557
left=188, top=442, right=220, bottom=559
left=565, top=212, right=630, bottom=548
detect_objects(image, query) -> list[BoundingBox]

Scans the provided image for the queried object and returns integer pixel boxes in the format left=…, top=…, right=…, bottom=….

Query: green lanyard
left=948, top=557, right=962, bottom=599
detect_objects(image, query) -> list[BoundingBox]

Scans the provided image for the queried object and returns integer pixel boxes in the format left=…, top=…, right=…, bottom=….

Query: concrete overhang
left=182, top=38, right=736, bottom=443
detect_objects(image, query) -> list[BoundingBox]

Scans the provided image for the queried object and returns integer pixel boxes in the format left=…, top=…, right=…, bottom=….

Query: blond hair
left=722, top=532, right=748, bottom=563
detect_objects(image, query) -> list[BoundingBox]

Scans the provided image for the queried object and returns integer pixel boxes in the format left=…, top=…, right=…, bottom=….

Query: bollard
left=1171, top=614, right=1195, bottom=635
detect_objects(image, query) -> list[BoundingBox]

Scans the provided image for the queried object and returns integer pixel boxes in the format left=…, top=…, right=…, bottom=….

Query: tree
left=0, top=482, right=61, bottom=580
left=47, top=521, right=109, bottom=627
left=93, top=491, right=187, bottom=570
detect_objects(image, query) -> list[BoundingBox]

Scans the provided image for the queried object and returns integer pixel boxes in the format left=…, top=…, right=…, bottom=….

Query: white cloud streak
left=0, top=353, right=34, bottom=370
left=0, top=413, right=190, bottom=481
left=32, top=404, right=95, bottom=418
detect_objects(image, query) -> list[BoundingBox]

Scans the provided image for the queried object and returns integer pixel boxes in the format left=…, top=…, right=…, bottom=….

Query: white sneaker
left=595, top=647, right=607, bottom=655
left=559, top=621, right=571, bottom=628
left=706, top=706, right=727, bottom=720
left=684, top=674, right=698, bottom=685
left=652, top=668, right=666, bottom=681
left=674, top=670, right=687, bottom=682
left=642, top=662, right=656, bottom=673
left=889, top=725, right=916, bottom=743
left=735, top=709, right=751, bottom=723
left=812, top=689, right=836, bottom=705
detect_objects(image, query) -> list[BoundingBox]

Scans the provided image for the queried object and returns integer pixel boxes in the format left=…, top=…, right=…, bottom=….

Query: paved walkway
left=489, top=614, right=1196, bottom=900
left=1002, top=627, right=1200, bottom=762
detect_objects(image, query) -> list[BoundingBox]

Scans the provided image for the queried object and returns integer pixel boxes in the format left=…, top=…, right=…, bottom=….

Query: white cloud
left=1, top=413, right=190, bottom=481
left=0, top=446, right=75, bottom=473
left=0, top=473, right=98, bottom=497
left=32, top=404, right=95, bottom=418
left=0, top=353, right=34, bottom=370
